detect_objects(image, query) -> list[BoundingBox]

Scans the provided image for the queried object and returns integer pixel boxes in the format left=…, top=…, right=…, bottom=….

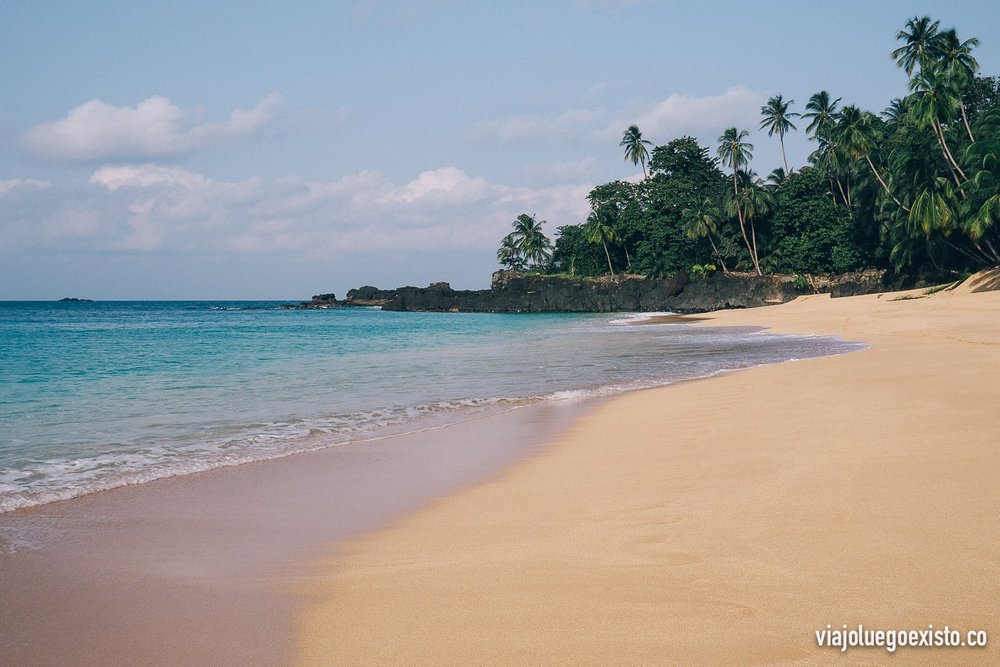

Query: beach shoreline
left=296, top=283, right=1000, bottom=665
left=0, top=396, right=596, bottom=665
left=1, top=281, right=996, bottom=665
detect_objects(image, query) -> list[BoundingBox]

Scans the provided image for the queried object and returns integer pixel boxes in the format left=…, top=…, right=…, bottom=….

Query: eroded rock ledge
left=286, top=269, right=887, bottom=313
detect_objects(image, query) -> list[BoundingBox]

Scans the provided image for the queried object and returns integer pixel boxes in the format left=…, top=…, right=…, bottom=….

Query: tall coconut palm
left=683, top=196, right=729, bottom=272
left=803, top=91, right=841, bottom=140
left=717, top=128, right=760, bottom=273
left=620, top=125, right=653, bottom=178
left=718, top=128, right=753, bottom=190
left=510, top=213, right=552, bottom=268
left=891, top=16, right=941, bottom=76
left=760, top=94, right=800, bottom=173
left=935, top=28, right=980, bottom=141
left=909, top=68, right=968, bottom=186
left=810, top=132, right=851, bottom=207
left=584, top=210, right=618, bottom=279
left=727, top=170, right=772, bottom=274
left=835, top=105, right=908, bottom=211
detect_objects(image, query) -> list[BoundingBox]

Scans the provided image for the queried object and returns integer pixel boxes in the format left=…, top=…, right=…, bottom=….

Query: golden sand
left=295, top=280, right=1000, bottom=665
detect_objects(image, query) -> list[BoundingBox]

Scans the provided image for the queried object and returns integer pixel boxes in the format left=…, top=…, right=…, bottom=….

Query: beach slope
left=296, top=283, right=999, bottom=665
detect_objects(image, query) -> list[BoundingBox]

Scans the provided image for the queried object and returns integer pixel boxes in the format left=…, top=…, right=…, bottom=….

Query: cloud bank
left=23, top=93, right=282, bottom=162
left=470, top=86, right=765, bottom=146
left=619, top=85, right=765, bottom=139
left=8, top=163, right=589, bottom=255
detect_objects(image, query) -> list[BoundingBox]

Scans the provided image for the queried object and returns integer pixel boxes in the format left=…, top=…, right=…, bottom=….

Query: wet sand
left=296, top=282, right=1000, bottom=665
left=0, top=399, right=590, bottom=665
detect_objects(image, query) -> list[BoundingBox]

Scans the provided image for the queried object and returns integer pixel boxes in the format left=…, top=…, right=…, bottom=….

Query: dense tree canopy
left=503, top=16, right=1000, bottom=282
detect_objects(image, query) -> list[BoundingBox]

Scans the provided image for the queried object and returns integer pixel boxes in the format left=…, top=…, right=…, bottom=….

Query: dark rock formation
left=815, top=269, right=888, bottom=298
left=344, top=286, right=398, bottom=306
left=284, top=293, right=342, bottom=309
left=292, top=268, right=891, bottom=313
left=381, top=271, right=795, bottom=313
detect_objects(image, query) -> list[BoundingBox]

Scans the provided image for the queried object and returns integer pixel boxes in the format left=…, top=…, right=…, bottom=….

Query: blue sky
left=2, top=1, right=998, bottom=299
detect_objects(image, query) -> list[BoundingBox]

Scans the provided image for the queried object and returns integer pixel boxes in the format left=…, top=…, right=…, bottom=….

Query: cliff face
left=288, top=270, right=887, bottom=313
left=382, top=273, right=689, bottom=313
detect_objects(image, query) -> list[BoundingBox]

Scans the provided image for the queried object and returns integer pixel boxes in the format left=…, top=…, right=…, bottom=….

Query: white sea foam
left=607, top=311, right=676, bottom=325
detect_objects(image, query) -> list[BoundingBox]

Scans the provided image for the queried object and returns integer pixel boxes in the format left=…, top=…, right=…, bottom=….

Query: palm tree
left=620, top=125, right=653, bottom=178
left=584, top=210, right=618, bottom=279
left=510, top=213, right=552, bottom=268
left=909, top=68, right=968, bottom=187
left=809, top=132, right=851, bottom=207
left=760, top=94, right=800, bottom=173
left=765, top=167, right=786, bottom=189
left=960, top=112, right=1000, bottom=263
left=835, top=105, right=908, bottom=211
left=683, top=196, right=729, bottom=272
left=717, top=128, right=760, bottom=274
left=891, top=16, right=940, bottom=76
left=935, top=28, right=980, bottom=141
left=727, top=170, right=772, bottom=273
left=881, top=97, right=909, bottom=124
left=496, top=233, right=525, bottom=271
left=803, top=91, right=841, bottom=140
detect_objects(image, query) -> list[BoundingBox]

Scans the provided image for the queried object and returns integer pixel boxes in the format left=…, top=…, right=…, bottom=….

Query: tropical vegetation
left=500, top=17, right=1000, bottom=282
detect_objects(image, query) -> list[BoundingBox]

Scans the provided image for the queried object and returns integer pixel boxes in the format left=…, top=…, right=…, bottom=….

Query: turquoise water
left=0, top=301, right=863, bottom=513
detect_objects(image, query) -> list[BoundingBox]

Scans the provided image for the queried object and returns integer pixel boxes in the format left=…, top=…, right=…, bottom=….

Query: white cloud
left=0, top=178, right=50, bottom=195
left=467, top=108, right=604, bottom=142
left=77, top=164, right=590, bottom=256
left=22, top=93, right=282, bottom=162
left=91, top=164, right=212, bottom=191
left=605, top=86, right=764, bottom=141
left=379, top=167, right=489, bottom=205
left=468, top=86, right=764, bottom=149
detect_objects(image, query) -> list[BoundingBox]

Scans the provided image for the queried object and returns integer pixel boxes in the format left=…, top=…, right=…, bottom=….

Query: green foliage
left=620, top=125, right=653, bottom=178
left=542, top=17, right=1000, bottom=283
left=497, top=214, right=552, bottom=271
left=765, top=168, right=866, bottom=274
left=550, top=224, right=605, bottom=277
left=688, top=263, right=717, bottom=280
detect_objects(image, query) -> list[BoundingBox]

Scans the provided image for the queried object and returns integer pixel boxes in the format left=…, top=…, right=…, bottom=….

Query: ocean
left=0, top=301, right=864, bottom=514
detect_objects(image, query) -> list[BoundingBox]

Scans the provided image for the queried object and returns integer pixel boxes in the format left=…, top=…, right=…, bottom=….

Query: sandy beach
left=296, top=276, right=1000, bottom=665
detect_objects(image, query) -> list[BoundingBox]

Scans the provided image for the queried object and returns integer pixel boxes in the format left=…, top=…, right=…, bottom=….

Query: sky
left=1, top=1, right=998, bottom=299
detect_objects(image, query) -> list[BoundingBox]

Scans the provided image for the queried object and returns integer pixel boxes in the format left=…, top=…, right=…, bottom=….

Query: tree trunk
left=707, top=234, right=729, bottom=273
left=934, top=118, right=968, bottom=186
left=960, top=102, right=975, bottom=143
left=602, top=240, right=615, bottom=280
left=749, top=218, right=762, bottom=275
left=836, top=178, right=849, bottom=208
left=780, top=135, right=790, bottom=174
left=732, top=171, right=759, bottom=274
left=982, top=236, right=1000, bottom=264
left=865, top=154, right=909, bottom=212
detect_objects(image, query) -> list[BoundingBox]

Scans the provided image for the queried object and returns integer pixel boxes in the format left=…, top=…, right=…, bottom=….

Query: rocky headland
left=286, top=269, right=889, bottom=313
